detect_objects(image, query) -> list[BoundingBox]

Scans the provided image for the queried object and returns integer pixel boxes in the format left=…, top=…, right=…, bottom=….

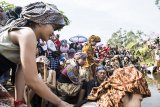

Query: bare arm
left=46, top=70, right=56, bottom=90
left=14, top=28, right=68, bottom=106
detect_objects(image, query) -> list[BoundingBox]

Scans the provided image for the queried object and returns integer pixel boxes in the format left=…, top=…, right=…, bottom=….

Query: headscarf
left=88, top=66, right=151, bottom=107
left=1, top=2, right=65, bottom=32
left=74, top=52, right=87, bottom=60
left=96, top=65, right=106, bottom=72
left=88, top=35, right=101, bottom=43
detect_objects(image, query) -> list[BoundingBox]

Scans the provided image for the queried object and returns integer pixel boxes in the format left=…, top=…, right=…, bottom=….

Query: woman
left=60, top=39, right=69, bottom=53
left=0, top=2, right=72, bottom=107
left=57, top=52, right=87, bottom=101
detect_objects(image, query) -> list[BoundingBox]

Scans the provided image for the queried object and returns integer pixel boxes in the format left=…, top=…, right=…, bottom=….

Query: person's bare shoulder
left=18, top=27, right=35, bottom=38
left=9, top=27, right=36, bottom=44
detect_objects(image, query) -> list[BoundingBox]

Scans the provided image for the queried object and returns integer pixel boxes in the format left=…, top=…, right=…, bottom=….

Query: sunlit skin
left=35, top=24, right=56, bottom=41
left=78, top=58, right=86, bottom=66
left=122, top=94, right=143, bottom=107
left=91, top=41, right=97, bottom=46
left=96, top=70, right=107, bottom=82
left=8, top=23, right=73, bottom=107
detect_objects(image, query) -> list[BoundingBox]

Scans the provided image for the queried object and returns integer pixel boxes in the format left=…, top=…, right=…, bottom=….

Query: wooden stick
left=44, top=53, right=47, bottom=81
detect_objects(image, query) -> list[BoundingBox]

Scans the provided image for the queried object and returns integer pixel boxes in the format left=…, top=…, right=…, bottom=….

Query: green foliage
left=0, top=1, right=15, bottom=11
left=155, top=0, right=160, bottom=9
left=107, top=28, right=155, bottom=65
left=107, top=28, right=142, bottom=48
left=0, top=1, right=70, bottom=31
left=60, top=11, right=70, bottom=26
left=156, top=0, right=160, bottom=5
left=126, top=42, right=137, bottom=49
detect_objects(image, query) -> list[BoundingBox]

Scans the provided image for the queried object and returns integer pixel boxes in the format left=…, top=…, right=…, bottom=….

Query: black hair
left=5, top=6, right=22, bottom=25
left=24, top=20, right=37, bottom=28
left=126, top=92, right=133, bottom=100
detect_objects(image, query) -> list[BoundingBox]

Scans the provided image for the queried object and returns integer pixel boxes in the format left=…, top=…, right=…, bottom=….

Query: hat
left=1, top=2, right=66, bottom=31
left=36, top=56, right=50, bottom=65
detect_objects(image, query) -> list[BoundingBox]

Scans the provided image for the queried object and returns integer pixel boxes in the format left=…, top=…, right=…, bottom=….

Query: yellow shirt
left=82, top=43, right=94, bottom=67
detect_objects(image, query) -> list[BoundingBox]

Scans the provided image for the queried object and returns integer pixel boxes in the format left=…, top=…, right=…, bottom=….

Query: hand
left=79, top=77, right=86, bottom=82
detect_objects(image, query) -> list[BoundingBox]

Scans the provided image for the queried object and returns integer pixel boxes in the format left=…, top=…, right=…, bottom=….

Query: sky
left=3, top=0, right=160, bottom=44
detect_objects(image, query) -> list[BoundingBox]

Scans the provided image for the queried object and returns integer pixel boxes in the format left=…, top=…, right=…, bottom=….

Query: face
left=96, top=70, right=107, bottom=81
left=122, top=94, right=143, bottom=107
left=91, top=41, right=97, bottom=46
left=106, top=61, right=110, bottom=65
left=78, top=58, right=86, bottom=66
left=37, top=63, right=47, bottom=74
left=39, top=24, right=56, bottom=41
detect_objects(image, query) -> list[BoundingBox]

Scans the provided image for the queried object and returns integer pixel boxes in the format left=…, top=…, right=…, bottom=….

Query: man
left=77, top=65, right=107, bottom=104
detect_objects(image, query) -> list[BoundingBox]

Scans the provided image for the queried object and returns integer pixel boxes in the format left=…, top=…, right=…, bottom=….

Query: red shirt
left=98, top=47, right=110, bottom=58
left=54, top=39, right=61, bottom=49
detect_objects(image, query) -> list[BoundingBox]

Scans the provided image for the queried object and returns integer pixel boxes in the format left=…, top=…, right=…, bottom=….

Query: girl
left=0, top=2, right=72, bottom=107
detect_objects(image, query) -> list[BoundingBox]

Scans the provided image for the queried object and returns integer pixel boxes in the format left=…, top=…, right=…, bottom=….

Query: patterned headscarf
left=96, top=65, right=106, bottom=72
left=88, top=66, right=151, bottom=107
left=1, top=2, right=65, bottom=32
left=74, top=52, right=88, bottom=60
left=88, top=35, right=101, bottom=43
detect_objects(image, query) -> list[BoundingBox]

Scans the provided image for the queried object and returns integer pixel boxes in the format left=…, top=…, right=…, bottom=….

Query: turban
left=88, top=66, right=151, bottom=107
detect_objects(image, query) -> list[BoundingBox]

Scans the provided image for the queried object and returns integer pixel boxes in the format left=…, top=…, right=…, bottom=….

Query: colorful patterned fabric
left=88, top=66, right=151, bottom=107
left=82, top=35, right=100, bottom=67
left=82, top=44, right=94, bottom=67
left=98, top=47, right=110, bottom=58
left=1, top=2, right=65, bottom=32
left=0, top=84, right=14, bottom=106
left=88, top=35, right=101, bottom=43
left=74, top=52, right=87, bottom=60
left=61, top=64, right=79, bottom=84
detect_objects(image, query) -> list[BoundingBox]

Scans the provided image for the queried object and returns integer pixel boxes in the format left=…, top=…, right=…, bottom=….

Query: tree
left=156, top=0, right=160, bottom=9
left=0, top=1, right=15, bottom=11
left=107, top=29, right=155, bottom=65
left=107, top=29, right=142, bottom=48
left=0, top=1, right=70, bottom=28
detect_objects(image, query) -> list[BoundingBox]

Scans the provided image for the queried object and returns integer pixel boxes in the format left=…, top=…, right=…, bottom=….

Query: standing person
left=82, top=35, right=101, bottom=81
left=47, top=34, right=61, bottom=79
left=54, top=34, right=61, bottom=50
left=60, top=39, right=69, bottom=53
left=0, top=2, right=72, bottom=107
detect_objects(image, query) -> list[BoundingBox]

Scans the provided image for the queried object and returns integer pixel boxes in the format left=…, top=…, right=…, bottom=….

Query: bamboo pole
left=44, top=53, right=47, bottom=81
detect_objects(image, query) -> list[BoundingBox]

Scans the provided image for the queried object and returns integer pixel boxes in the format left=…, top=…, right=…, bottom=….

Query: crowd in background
left=0, top=3, right=159, bottom=107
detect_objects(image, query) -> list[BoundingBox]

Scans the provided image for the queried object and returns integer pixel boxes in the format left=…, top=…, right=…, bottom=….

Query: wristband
left=14, top=100, right=24, bottom=105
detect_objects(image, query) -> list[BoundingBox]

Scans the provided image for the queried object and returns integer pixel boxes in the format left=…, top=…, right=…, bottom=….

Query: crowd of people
left=0, top=1, right=160, bottom=107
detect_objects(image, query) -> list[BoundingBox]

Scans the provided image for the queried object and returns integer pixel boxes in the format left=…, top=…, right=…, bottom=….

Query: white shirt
left=47, top=40, right=57, bottom=52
